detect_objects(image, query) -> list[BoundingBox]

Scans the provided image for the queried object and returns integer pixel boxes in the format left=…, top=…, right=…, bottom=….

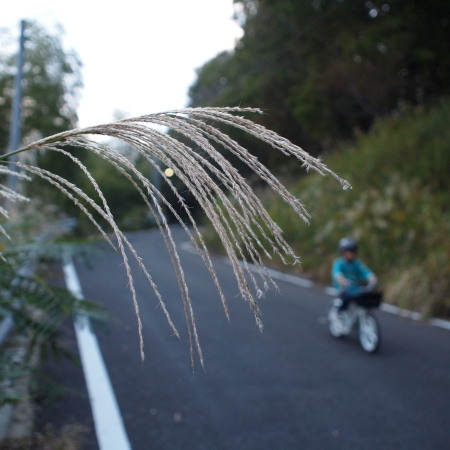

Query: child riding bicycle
left=331, top=237, right=378, bottom=312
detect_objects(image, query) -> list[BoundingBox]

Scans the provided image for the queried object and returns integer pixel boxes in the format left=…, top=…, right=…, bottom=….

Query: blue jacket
left=332, top=257, right=374, bottom=295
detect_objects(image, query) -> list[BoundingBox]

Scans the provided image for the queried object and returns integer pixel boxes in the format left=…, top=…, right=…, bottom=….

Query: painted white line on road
left=180, top=241, right=314, bottom=288
left=63, top=259, right=131, bottom=450
left=179, top=241, right=199, bottom=255
left=429, top=318, right=450, bottom=331
left=380, top=303, right=421, bottom=320
left=247, top=264, right=314, bottom=288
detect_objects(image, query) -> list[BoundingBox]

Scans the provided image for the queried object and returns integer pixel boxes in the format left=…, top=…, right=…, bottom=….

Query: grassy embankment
left=206, top=100, right=450, bottom=318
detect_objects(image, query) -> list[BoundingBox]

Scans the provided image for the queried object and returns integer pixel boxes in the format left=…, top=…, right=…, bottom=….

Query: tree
left=0, top=21, right=84, bottom=206
left=0, top=21, right=82, bottom=151
left=190, top=0, right=450, bottom=154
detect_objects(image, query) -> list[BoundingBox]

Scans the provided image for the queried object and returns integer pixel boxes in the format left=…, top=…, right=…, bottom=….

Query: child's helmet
left=339, top=237, right=358, bottom=252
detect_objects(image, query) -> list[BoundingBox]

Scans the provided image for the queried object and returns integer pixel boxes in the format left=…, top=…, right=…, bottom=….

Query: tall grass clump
left=1, top=107, right=349, bottom=365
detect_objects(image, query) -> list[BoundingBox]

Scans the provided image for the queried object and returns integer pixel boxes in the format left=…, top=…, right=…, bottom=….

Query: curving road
left=38, top=227, right=450, bottom=449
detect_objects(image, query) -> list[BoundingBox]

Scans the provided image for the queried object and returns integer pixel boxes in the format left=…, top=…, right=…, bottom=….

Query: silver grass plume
left=0, top=107, right=350, bottom=367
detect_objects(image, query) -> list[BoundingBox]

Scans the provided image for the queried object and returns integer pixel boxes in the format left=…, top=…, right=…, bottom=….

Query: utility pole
left=7, top=20, right=27, bottom=193
left=0, top=20, right=27, bottom=349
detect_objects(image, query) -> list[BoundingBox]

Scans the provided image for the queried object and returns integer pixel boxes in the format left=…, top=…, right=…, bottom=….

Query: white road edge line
left=429, top=318, right=450, bottom=331
left=63, top=259, right=132, bottom=450
left=179, top=241, right=313, bottom=288
left=180, top=240, right=450, bottom=331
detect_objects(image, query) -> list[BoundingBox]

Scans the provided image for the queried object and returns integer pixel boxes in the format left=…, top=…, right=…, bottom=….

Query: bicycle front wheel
left=358, top=312, right=381, bottom=353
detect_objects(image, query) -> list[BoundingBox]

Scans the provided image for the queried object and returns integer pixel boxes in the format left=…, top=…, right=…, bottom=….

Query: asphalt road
left=37, top=227, right=450, bottom=449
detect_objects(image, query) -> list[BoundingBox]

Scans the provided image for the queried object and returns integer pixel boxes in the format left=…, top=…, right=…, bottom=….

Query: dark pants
left=339, top=291, right=357, bottom=311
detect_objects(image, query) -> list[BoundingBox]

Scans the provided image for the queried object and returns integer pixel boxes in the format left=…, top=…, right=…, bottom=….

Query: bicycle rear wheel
left=358, top=312, right=381, bottom=353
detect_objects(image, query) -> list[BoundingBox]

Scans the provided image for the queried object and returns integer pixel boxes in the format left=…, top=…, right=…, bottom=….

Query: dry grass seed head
left=1, top=107, right=349, bottom=367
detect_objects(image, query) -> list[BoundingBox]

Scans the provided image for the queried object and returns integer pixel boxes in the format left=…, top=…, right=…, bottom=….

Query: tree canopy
left=0, top=22, right=89, bottom=214
left=0, top=21, right=82, bottom=152
left=189, top=0, right=450, bottom=164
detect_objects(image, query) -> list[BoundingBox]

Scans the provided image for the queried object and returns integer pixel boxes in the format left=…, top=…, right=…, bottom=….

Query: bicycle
left=328, top=291, right=383, bottom=353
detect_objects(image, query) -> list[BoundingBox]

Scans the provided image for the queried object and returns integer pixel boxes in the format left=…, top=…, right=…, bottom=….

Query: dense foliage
left=0, top=22, right=81, bottom=150
left=190, top=1, right=449, bottom=317
left=189, top=0, right=450, bottom=166
left=0, top=22, right=87, bottom=211
left=204, top=101, right=449, bottom=317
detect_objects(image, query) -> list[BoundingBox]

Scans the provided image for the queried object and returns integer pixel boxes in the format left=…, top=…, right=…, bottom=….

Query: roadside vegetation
left=0, top=202, right=102, bottom=405
left=204, top=100, right=450, bottom=318
left=190, top=1, right=449, bottom=320
left=302, top=100, right=449, bottom=318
